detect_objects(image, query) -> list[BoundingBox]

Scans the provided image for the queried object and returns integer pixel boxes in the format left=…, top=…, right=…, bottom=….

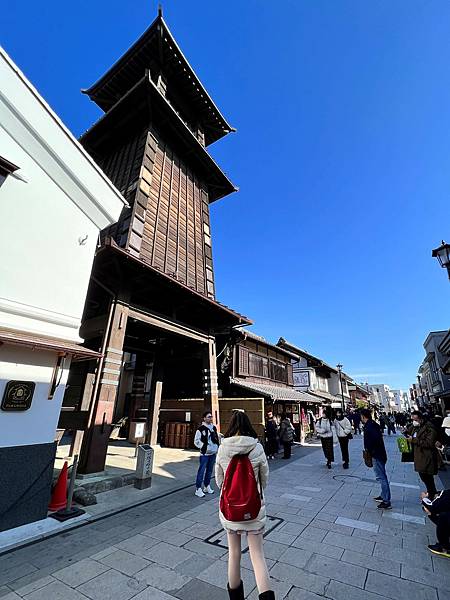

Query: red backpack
left=220, top=454, right=261, bottom=522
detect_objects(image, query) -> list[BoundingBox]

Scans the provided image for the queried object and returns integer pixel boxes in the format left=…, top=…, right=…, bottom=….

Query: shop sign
left=1, top=381, right=35, bottom=411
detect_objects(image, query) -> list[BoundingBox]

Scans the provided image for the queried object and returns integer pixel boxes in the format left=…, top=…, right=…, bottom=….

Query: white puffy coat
left=334, top=417, right=353, bottom=438
left=215, top=435, right=269, bottom=532
left=315, top=417, right=333, bottom=438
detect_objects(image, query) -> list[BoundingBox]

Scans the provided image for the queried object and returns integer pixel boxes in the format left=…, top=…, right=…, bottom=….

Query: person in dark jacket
left=422, top=489, right=450, bottom=558
left=279, top=414, right=295, bottom=459
left=361, top=409, right=391, bottom=509
left=404, top=410, right=439, bottom=499
left=265, top=413, right=278, bottom=460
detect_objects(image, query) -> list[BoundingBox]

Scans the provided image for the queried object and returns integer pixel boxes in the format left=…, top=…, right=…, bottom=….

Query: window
left=430, top=357, right=440, bottom=384
left=269, top=359, right=288, bottom=383
left=249, top=353, right=269, bottom=378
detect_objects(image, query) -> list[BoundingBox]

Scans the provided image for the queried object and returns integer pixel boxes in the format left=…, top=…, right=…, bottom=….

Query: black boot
left=259, top=591, right=275, bottom=600
left=227, top=580, right=244, bottom=600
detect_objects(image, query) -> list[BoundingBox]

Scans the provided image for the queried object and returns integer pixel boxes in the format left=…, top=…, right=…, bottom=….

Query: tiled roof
left=307, top=390, right=342, bottom=404
left=236, top=329, right=300, bottom=360
left=230, top=378, right=321, bottom=403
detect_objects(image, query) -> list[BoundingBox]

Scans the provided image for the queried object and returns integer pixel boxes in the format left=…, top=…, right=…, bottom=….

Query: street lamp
left=432, top=240, right=450, bottom=279
left=337, top=363, right=345, bottom=413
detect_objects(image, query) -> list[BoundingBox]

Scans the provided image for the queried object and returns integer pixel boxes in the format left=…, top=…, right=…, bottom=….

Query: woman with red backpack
left=215, top=411, right=274, bottom=600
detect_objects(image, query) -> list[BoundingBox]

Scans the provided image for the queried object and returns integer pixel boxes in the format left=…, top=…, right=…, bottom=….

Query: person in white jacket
left=315, top=406, right=335, bottom=469
left=215, top=411, right=273, bottom=600
left=333, top=409, right=353, bottom=469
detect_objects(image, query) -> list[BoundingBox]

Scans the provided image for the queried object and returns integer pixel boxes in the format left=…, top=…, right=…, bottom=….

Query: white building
left=390, top=389, right=406, bottom=411
left=368, top=384, right=396, bottom=412
left=0, top=48, right=126, bottom=532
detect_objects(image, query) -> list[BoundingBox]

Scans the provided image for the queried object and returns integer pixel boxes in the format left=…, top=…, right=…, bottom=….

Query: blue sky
left=3, top=1, right=450, bottom=391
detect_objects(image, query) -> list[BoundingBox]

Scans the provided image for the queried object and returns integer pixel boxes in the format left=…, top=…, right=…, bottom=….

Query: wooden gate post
left=78, top=301, right=129, bottom=474
left=202, top=336, right=220, bottom=431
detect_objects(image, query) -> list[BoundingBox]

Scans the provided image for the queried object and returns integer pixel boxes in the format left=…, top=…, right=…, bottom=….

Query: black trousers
left=429, top=512, right=450, bottom=548
left=338, top=436, right=349, bottom=464
left=321, top=437, right=334, bottom=463
left=419, top=472, right=438, bottom=499
left=283, top=442, right=291, bottom=458
left=266, top=439, right=278, bottom=457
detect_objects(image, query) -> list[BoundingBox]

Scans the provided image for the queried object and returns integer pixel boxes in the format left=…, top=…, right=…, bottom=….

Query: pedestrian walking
left=353, top=410, right=362, bottom=435
left=386, top=413, right=396, bottom=435
left=422, top=489, right=450, bottom=558
left=316, top=406, right=334, bottom=469
left=404, top=410, right=439, bottom=500
left=279, top=413, right=294, bottom=459
left=334, top=409, right=353, bottom=469
left=193, top=410, right=219, bottom=497
left=361, top=408, right=392, bottom=509
left=265, top=412, right=278, bottom=460
left=215, top=410, right=274, bottom=600
left=379, top=413, right=386, bottom=434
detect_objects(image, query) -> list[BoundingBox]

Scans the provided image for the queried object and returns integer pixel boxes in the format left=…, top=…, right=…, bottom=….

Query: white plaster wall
left=0, top=129, right=98, bottom=340
left=0, top=346, right=69, bottom=448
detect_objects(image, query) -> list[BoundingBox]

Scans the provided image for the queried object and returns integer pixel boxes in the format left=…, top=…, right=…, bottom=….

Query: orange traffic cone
left=48, top=461, right=68, bottom=512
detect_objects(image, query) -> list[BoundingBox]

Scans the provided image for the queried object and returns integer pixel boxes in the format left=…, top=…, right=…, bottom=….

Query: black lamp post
left=337, top=364, right=345, bottom=413
left=432, top=241, right=450, bottom=279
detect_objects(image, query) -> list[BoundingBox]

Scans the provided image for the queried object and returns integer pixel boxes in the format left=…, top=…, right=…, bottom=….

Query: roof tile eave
left=83, top=15, right=234, bottom=139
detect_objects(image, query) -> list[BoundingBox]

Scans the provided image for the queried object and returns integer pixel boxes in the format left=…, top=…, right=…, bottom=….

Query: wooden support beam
left=202, top=336, right=220, bottom=431
left=78, top=301, right=129, bottom=474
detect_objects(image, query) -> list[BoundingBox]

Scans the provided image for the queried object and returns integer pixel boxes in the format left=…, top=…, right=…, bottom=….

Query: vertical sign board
left=1, top=381, right=35, bottom=411
left=135, top=422, right=145, bottom=439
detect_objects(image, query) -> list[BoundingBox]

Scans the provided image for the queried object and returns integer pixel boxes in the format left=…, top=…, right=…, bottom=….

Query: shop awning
left=229, top=378, right=321, bottom=403
left=307, top=390, right=342, bottom=404
left=0, top=328, right=101, bottom=359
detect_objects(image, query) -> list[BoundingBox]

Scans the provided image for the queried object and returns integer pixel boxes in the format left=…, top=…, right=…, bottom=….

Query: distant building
left=277, top=338, right=344, bottom=406
left=368, top=384, right=395, bottom=412
left=419, top=331, right=450, bottom=414
left=348, top=382, right=371, bottom=407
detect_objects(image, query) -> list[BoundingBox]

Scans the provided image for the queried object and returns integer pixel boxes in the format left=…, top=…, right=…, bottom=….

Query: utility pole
left=337, top=364, right=345, bottom=413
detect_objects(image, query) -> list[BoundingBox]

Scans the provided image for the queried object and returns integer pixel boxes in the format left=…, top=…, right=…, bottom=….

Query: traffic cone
left=48, top=461, right=69, bottom=512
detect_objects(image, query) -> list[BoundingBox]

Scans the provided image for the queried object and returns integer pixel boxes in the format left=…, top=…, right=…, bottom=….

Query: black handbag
left=347, top=432, right=353, bottom=440
left=363, top=449, right=373, bottom=468
left=401, top=451, right=414, bottom=463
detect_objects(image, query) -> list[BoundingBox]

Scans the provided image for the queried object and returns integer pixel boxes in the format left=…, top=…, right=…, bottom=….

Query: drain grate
left=204, top=515, right=284, bottom=553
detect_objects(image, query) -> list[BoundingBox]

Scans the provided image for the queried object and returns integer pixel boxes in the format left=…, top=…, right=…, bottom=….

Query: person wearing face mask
left=404, top=410, right=439, bottom=500
left=360, top=409, right=392, bottom=509
left=333, top=410, right=353, bottom=469
left=436, top=416, right=450, bottom=466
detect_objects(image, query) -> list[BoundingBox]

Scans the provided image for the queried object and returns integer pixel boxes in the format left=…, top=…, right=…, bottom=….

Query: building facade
left=60, top=11, right=250, bottom=474
left=0, top=49, right=126, bottom=531
left=368, top=384, right=395, bottom=412
left=217, top=330, right=320, bottom=440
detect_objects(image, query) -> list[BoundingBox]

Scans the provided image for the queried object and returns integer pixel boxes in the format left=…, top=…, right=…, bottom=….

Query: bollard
left=49, top=455, right=86, bottom=522
left=135, top=444, right=154, bottom=489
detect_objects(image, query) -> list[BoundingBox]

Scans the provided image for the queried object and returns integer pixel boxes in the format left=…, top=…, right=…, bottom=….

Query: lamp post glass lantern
left=432, top=240, right=450, bottom=279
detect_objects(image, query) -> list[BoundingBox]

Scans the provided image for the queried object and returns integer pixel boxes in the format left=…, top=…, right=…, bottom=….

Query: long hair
left=224, top=410, right=258, bottom=439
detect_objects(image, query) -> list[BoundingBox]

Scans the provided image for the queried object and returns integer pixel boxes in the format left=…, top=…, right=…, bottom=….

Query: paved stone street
left=0, top=435, right=448, bottom=600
